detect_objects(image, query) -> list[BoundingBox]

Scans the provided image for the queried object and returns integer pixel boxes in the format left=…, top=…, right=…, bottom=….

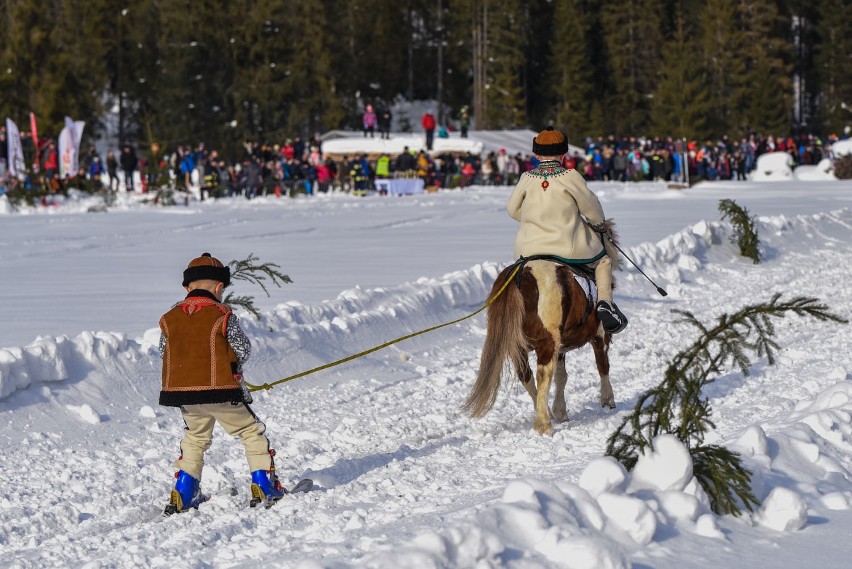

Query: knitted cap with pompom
left=532, top=126, right=568, bottom=156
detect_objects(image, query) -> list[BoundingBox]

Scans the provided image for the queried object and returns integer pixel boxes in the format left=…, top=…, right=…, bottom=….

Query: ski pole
left=605, top=235, right=668, bottom=297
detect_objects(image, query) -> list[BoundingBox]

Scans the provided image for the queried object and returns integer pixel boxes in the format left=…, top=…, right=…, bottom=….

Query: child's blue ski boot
left=163, top=470, right=207, bottom=515
left=249, top=468, right=286, bottom=508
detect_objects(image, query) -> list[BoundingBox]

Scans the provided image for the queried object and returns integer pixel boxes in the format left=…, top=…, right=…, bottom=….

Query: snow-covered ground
left=1, top=179, right=852, bottom=568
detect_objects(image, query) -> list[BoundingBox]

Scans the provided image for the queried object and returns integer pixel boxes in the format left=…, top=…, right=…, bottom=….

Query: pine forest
left=1, top=0, right=850, bottom=157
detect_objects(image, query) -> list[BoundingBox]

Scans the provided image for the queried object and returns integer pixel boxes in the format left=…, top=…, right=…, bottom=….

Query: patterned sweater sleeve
left=226, top=313, right=252, bottom=372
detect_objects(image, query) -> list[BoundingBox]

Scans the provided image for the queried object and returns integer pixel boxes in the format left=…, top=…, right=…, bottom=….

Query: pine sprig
left=221, top=294, right=262, bottom=319
left=221, top=253, right=292, bottom=318
left=718, top=199, right=761, bottom=263
left=692, top=445, right=761, bottom=515
left=606, top=294, right=846, bottom=515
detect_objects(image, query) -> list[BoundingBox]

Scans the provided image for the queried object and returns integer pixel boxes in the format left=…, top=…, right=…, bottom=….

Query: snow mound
left=794, top=159, right=837, bottom=181
left=365, top=436, right=719, bottom=567
left=751, top=152, right=794, bottom=182
left=832, top=139, right=852, bottom=157
left=0, top=331, right=137, bottom=400
left=368, top=377, right=852, bottom=565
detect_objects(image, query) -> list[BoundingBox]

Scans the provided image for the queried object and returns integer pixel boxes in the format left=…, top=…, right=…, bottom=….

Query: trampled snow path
left=1, top=194, right=852, bottom=567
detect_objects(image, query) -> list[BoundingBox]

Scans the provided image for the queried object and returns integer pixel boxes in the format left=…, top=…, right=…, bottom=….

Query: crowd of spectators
left=1, top=124, right=848, bottom=201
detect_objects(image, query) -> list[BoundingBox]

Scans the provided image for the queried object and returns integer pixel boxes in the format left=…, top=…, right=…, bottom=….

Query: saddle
left=512, top=254, right=598, bottom=321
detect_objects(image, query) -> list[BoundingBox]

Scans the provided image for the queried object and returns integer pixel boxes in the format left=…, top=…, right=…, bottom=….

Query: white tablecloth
left=375, top=178, right=425, bottom=195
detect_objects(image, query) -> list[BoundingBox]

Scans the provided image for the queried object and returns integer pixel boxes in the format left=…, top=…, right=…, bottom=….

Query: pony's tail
left=463, top=266, right=526, bottom=418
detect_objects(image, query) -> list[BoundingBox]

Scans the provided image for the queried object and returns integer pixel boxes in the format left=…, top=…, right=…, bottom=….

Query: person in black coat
left=119, top=145, right=138, bottom=191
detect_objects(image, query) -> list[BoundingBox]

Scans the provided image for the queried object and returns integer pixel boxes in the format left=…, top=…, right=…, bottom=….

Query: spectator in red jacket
left=421, top=110, right=436, bottom=151
left=42, top=141, right=58, bottom=179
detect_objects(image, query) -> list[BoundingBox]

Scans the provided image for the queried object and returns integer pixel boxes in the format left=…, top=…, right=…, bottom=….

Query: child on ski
left=158, top=252, right=286, bottom=514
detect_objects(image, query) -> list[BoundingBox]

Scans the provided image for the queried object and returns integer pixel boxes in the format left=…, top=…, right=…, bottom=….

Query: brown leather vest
left=160, top=297, right=239, bottom=403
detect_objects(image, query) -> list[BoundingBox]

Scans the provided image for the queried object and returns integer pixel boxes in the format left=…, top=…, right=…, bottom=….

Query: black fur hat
left=532, top=126, right=568, bottom=156
left=182, top=253, right=231, bottom=287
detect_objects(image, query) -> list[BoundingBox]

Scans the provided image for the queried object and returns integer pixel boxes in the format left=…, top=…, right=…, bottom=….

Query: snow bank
left=363, top=436, right=717, bottom=568
left=4, top=208, right=851, bottom=402
left=365, top=379, right=852, bottom=566
left=751, top=152, right=794, bottom=182
left=0, top=264, right=501, bottom=401
left=794, top=158, right=837, bottom=181
left=832, top=139, right=852, bottom=157
left=623, top=208, right=852, bottom=292
left=0, top=331, right=136, bottom=400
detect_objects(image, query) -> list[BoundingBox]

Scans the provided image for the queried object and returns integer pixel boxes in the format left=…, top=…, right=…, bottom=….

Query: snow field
left=0, top=189, right=851, bottom=567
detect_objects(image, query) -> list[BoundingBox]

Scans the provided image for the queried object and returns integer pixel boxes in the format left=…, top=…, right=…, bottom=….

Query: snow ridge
left=623, top=207, right=852, bottom=290
left=3, top=208, right=851, bottom=402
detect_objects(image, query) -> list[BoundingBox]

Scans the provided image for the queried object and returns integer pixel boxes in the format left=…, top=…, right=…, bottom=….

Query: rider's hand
left=590, top=221, right=609, bottom=235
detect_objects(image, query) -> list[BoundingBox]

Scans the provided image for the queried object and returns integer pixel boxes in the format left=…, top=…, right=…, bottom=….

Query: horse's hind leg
left=513, top=347, right=537, bottom=402
left=551, top=353, right=569, bottom=423
left=593, top=335, right=615, bottom=409
left=534, top=355, right=556, bottom=436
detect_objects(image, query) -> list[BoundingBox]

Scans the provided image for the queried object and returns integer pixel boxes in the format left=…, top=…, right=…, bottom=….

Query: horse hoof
left=551, top=410, right=569, bottom=423
left=601, top=399, right=616, bottom=410
left=534, top=423, right=555, bottom=436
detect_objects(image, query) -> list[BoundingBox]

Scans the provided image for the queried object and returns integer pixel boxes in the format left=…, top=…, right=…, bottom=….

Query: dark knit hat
left=182, top=253, right=230, bottom=287
left=532, top=126, right=568, bottom=156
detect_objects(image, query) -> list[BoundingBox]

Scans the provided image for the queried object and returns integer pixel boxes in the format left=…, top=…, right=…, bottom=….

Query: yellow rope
left=245, top=263, right=522, bottom=392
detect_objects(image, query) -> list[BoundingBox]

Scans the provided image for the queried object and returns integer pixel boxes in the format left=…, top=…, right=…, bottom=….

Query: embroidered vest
left=160, top=297, right=239, bottom=401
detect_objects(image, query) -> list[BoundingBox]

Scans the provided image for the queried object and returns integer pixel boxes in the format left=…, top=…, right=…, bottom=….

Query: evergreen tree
left=549, top=0, right=594, bottom=141
left=600, top=0, right=664, bottom=135
left=736, top=0, right=792, bottom=135
left=698, top=0, right=747, bottom=137
left=813, top=0, right=852, bottom=134
left=483, top=0, right=526, bottom=128
left=80, top=0, right=162, bottom=146
left=445, top=0, right=479, bottom=126
left=650, top=13, right=711, bottom=140
left=323, top=0, right=412, bottom=126
left=0, top=0, right=96, bottom=137
left=153, top=1, right=234, bottom=150
left=276, top=2, right=343, bottom=134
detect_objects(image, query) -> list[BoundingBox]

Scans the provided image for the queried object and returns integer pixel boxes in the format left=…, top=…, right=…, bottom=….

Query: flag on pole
left=6, top=118, right=26, bottom=178
left=29, top=112, right=39, bottom=167
left=59, top=116, right=85, bottom=178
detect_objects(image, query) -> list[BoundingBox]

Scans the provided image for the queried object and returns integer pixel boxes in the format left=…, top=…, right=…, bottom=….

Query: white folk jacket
left=506, top=161, right=606, bottom=262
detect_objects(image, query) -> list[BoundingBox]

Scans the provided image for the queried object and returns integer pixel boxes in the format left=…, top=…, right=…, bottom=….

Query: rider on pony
left=506, top=127, right=628, bottom=334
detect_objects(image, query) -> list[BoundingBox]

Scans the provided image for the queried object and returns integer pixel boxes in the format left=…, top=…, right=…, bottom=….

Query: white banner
left=59, top=116, right=85, bottom=178
left=5, top=118, right=26, bottom=178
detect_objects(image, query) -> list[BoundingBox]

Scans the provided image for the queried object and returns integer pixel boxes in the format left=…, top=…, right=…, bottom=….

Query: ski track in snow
left=1, top=202, right=852, bottom=567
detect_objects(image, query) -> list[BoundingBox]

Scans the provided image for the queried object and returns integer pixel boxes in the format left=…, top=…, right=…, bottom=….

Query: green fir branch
left=718, top=199, right=761, bottom=263
left=222, top=293, right=261, bottom=320
left=692, top=444, right=761, bottom=515
left=606, top=294, right=846, bottom=515
left=229, top=253, right=292, bottom=297
left=221, top=253, right=292, bottom=319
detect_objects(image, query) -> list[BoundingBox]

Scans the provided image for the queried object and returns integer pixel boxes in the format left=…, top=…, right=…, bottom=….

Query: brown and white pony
left=463, top=258, right=616, bottom=435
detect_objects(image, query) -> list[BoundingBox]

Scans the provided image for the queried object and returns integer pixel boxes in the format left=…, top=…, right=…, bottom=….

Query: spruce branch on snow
left=718, top=199, right=761, bottom=263
left=606, top=294, right=847, bottom=516
left=222, top=253, right=292, bottom=318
